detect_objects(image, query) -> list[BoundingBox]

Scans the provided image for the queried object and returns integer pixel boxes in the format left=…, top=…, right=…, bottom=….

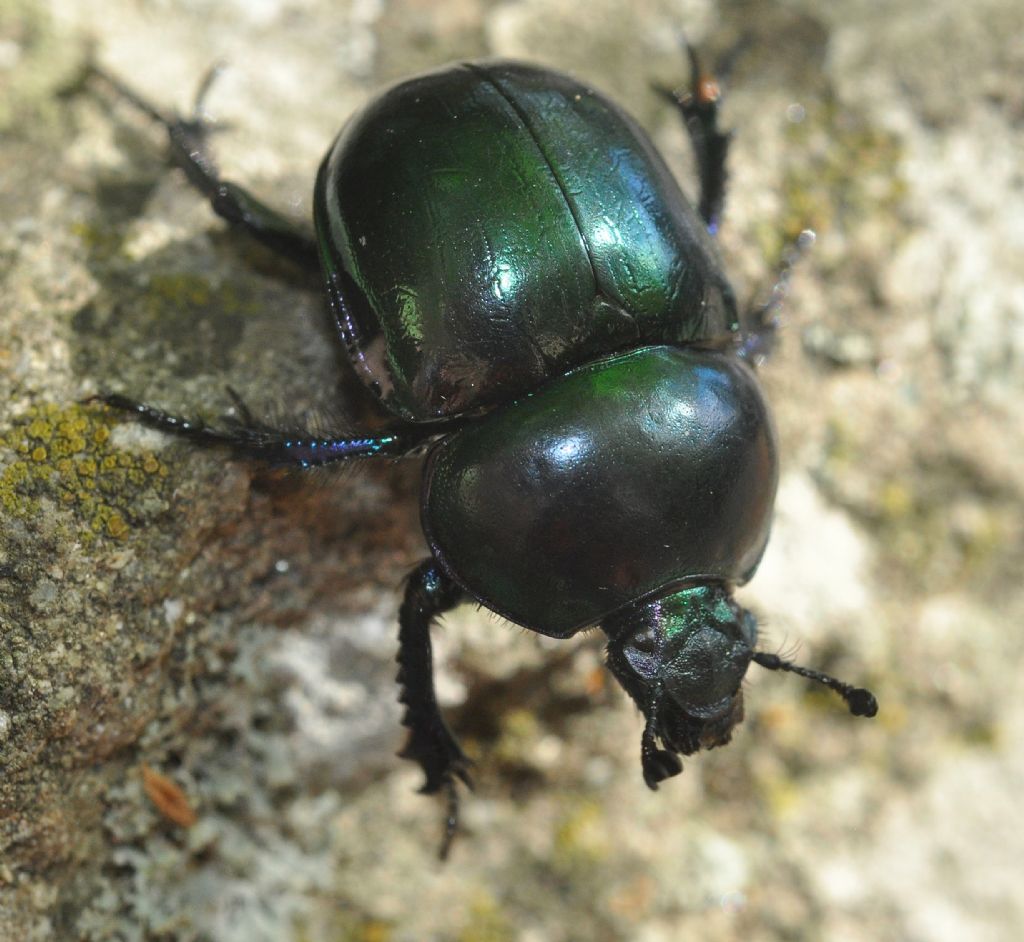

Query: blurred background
left=2, top=0, right=1023, bottom=939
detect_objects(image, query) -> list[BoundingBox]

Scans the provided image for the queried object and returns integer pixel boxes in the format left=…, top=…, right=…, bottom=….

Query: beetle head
left=604, top=583, right=879, bottom=789
left=604, top=584, right=756, bottom=788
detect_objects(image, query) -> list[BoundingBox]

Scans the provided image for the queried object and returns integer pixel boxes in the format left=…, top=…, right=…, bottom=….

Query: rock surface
left=2, top=0, right=1022, bottom=939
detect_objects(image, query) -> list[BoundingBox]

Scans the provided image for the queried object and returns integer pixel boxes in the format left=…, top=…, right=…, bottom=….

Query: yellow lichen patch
left=0, top=401, right=171, bottom=543
left=354, top=920, right=393, bottom=942
left=140, top=271, right=255, bottom=326
left=70, top=220, right=126, bottom=263
left=879, top=480, right=914, bottom=521
left=552, top=799, right=612, bottom=874
left=147, top=272, right=214, bottom=308
left=456, top=891, right=515, bottom=942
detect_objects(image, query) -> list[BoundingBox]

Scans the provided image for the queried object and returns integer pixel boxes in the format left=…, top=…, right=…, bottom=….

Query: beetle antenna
left=751, top=651, right=878, bottom=718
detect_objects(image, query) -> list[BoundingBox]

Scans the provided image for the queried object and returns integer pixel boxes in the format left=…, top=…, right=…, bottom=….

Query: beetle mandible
left=87, top=47, right=878, bottom=855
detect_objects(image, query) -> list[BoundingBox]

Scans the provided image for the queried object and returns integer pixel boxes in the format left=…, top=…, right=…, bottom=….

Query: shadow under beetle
left=87, top=47, right=878, bottom=857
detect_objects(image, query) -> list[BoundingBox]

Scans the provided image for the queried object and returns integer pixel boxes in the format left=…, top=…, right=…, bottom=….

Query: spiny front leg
left=396, top=559, right=472, bottom=859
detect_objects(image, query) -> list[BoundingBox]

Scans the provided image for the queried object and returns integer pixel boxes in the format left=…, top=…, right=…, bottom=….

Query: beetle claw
left=190, top=60, right=228, bottom=124
left=640, top=716, right=684, bottom=789
left=642, top=747, right=684, bottom=790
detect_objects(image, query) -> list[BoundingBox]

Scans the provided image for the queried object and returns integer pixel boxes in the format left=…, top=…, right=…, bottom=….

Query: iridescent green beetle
left=90, top=50, right=877, bottom=855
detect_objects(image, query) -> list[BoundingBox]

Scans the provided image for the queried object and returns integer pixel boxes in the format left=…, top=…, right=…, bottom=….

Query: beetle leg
left=397, top=559, right=473, bottom=859
left=656, top=42, right=732, bottom=235
left=738, top=228, right=816, bottom=365
left=85, top=392, right=431, bottom=467
left=88, top=64, right=321, bottom=271
left=640, top=711, right=684, bottom=789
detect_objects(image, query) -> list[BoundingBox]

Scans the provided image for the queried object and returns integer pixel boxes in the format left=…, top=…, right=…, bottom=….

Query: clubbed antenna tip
left=752, top=651, right=878, bottom=718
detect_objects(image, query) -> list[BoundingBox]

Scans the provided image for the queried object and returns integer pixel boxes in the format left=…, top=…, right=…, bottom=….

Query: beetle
left=86, top=47, right=877, bottom=855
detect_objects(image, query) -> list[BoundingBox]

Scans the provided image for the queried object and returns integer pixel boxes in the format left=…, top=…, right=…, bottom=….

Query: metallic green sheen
left=314, top=60, right=737, bottom=422
left=421, top=346, right=778, bottom=637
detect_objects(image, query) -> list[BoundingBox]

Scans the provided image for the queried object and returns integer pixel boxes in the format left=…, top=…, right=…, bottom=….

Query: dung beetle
left=86, top=48, right=877, bottom=855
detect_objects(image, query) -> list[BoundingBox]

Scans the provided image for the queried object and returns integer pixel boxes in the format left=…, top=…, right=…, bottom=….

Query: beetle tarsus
left=657, top=41, right=732, bottom=234
left=87, top=62, right=320, bottom=270
left=738, top=228, right=816, bottom=365
left=437, top=776, right=468, bottom=861
left=86, top=391, right=425, bottom=467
